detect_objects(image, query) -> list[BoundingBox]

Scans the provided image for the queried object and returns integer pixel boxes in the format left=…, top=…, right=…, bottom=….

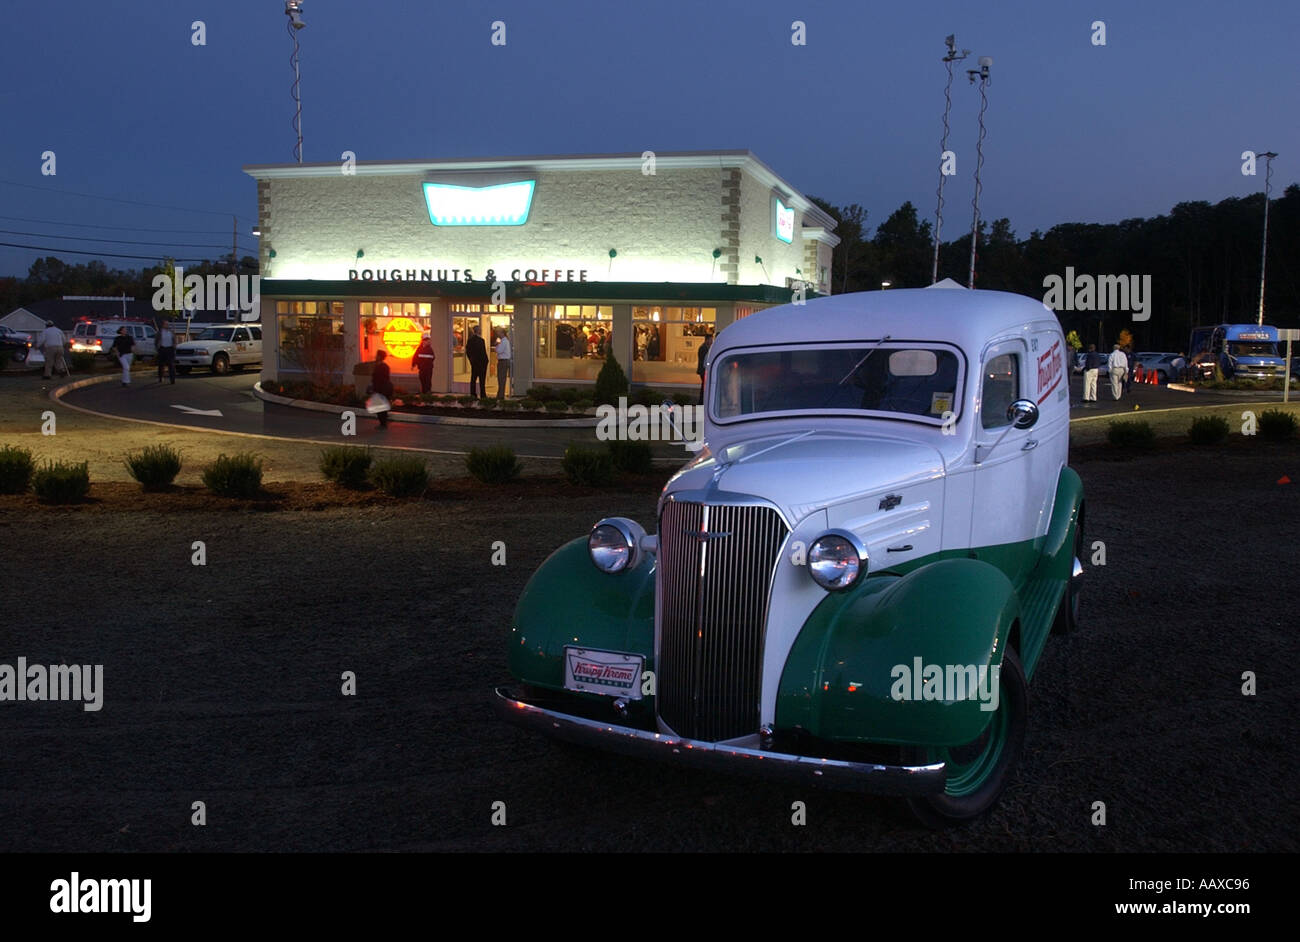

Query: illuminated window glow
left=422, top=180, right=536, bottom=226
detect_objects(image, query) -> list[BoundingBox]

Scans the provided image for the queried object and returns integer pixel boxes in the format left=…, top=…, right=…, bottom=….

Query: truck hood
left=663, top=430, right=946, bottom=525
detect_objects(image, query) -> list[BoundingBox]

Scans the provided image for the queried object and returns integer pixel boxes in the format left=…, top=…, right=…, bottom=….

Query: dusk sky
left=2, top=0, right=1296, bottom=277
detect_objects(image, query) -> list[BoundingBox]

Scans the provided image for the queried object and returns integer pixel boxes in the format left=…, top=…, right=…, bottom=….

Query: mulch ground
left=0, top=444, right=1295, bottom=852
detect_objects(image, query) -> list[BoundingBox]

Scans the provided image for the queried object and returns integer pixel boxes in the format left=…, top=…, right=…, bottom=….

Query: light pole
left=1256, top=150, right=1277, bottom=326
left=966, top=56, right=992, bottom=289
left=286, top=1, right=306, bottom=163
left=932, top=35, right=969, bottom=284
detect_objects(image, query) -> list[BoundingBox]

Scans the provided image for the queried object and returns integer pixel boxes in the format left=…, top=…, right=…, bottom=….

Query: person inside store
left=466, top=325, right=488, bottom=398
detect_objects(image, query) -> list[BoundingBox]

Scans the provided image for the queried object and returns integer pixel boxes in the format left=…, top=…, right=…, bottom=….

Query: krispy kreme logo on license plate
left=564, top=647, right=643, bottom=699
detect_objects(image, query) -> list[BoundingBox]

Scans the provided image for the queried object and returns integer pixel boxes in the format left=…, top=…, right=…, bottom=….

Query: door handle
left=887, top=544, right=913, bottom=553
left=1021, top=439, right=1039, bottom=451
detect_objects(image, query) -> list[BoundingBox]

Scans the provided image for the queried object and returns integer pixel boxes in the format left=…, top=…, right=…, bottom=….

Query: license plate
left=563, top=647, right=644, bottom=699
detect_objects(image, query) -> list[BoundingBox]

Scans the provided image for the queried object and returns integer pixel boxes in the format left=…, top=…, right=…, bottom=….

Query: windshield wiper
left=820, top=335, right=891, bottom=408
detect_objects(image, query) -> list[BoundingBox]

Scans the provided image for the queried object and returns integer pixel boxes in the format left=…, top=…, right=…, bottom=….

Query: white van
left=70, top=320, right=158, bottom=359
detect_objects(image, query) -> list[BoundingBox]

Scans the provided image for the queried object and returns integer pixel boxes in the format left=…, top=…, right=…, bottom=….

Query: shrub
left=370, top=455, right=429, bottom=497
left=202, top=452, right=263, bottom=498
left=1106, top=419, right=1156, bottom=449
left=544, top=400, right=569, bottom=413
left=479, top=398, right=499, bottom=410
left=526, top=384, right=555, bottom=401
left=69, top=352, right=97, bottom=373
left=0, top=445, right=36, bottom=494
left=608, top=440, right=654, bottom=474
left=593, top=351, right=630, bottom=407
left=520, top=398, right=543, bottom=411
left=319, top=445, right=372, bottom=488
left=456, top=395, right=475, bottom=406
left=572, top=398, right=594, bottom=412
left=672, top=392, right=697, bottom=407
left=32, top=460, right=90, bottom=503
left=557, top=387, right=582, bottom=404
left=465, top=445, right=522, bottom=484
left=124, top=444, right=183, bottom=490
left=1258, top=409, right=1298, bottom=441
left=562, top=444, right=615, bottom=486
left=629, top=387, right=659, bottom=408
left=1186, top=415, right=1230, bottom=445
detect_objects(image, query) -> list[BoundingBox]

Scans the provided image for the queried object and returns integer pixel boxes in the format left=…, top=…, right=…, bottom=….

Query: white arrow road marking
left=171, top=405, right=224, bottom=417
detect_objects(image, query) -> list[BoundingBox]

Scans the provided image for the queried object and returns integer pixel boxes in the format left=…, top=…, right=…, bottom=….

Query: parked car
left=175, top=324, right=263, bottom=375
left=1134, top=352, right=1180, bottom=383
left=69, top=320, right=158, bottom=359
left=0, top=325, right=33, bottom=362
left=495, top=286, right=1085, bottom=826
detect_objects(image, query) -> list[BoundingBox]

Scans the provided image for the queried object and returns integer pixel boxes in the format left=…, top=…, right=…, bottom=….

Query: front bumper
left=493, top=685, right=947, bottom=795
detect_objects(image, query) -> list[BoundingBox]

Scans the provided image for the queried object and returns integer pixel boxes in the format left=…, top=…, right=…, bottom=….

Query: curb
left=252, top=383, right=598, bottom=428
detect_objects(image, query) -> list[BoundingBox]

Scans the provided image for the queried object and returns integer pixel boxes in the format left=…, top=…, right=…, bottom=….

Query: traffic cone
left=1279, top=475, right=1292, bottom=485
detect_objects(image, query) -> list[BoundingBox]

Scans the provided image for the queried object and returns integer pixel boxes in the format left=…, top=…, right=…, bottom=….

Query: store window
left=451, top=303, right=513, bottom=394
left=534, top=304, right=613, bottom=382
left=360, top=301, right=433, bottom=365
left=277, top=300, right=345, bottom=382
left=631, top=306, right=715, bottom=386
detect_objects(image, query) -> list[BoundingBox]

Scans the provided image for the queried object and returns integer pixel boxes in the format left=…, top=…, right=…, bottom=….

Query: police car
left=174, top=324, right=263, bottom=375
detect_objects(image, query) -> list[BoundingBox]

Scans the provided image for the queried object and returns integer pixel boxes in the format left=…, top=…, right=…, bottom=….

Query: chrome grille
left=657, top=500, right=789, bottom=742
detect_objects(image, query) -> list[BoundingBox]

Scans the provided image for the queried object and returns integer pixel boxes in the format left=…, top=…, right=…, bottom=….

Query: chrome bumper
left=493, top=686, right=947, bottom=796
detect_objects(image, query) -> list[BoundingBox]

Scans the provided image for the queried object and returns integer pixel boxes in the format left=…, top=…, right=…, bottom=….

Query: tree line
left=811, top=183, right=1299, bottom=351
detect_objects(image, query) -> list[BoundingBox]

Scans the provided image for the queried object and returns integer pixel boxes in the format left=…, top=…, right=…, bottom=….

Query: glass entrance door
left=450, top=303, right=513, bottom=395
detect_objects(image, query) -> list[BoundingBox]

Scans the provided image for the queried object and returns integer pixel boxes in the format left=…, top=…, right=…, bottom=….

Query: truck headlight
left=808, top=529, right=869, bottom=591
left=589, top=517, right=647, bottom=574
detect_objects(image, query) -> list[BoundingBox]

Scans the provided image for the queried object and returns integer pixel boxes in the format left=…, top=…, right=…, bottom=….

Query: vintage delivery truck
left=494, top=284, right=1084, bottom=825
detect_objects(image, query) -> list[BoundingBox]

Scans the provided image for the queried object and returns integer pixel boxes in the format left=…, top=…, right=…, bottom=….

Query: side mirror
left=1007, top=399, right=1039, bottom=430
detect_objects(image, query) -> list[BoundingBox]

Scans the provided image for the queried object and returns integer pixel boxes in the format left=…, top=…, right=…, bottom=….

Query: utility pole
left=966, top=56, right=992, bottom=289
left=932, top=35, right=968, bottom=284
left=1256, top=150, right=1277, bottom=326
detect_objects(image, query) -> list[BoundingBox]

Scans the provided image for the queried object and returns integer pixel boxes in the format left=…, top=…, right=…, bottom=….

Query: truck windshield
left=1227, top=342, right=1277, bottom=357
left=713, top=344, right=961, bottom=423
left=195, top=328, right=236, bottom=342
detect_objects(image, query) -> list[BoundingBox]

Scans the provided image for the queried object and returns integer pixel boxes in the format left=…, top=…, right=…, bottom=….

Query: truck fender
left=776, top=558, right=1020, bottom=747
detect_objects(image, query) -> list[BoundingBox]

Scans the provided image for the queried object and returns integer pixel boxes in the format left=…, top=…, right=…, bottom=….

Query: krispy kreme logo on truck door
left=1037, top=338, right=1064, bottom=403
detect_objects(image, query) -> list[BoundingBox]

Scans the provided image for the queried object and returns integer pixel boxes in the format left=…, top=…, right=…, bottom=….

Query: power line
left=0, top=241, right=237, bottom=264
left=0, top=228, right=253, bottom=251
left=0, top=213, right=236, bottom=236
left=0, top=177, right=254, bottom=225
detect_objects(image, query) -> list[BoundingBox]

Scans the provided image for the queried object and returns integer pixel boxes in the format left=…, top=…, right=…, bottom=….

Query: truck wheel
left=11, top=347, right=27, bottom=363
left=1052, top=510, right=1084, bottom=636
left=211, top=353, right=230, bottom=375
left=902, top=648, right=1027, bottom=828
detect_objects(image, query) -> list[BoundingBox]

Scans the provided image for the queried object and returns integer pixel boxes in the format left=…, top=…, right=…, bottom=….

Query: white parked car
left=495, top=285, right=1085, bottom=826
left=70, top=320, right=158, bottom=359
left=175, top=324, right=263, bottom=375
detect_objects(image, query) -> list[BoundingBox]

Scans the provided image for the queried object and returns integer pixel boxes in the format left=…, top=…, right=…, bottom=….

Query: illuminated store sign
left=382, top=317, right=424, bottom=358
left=774, top=197, right=794, bottom=244
left=348, top=267, right=588, bottom=282
left=422, top=180, right=536, bottom=226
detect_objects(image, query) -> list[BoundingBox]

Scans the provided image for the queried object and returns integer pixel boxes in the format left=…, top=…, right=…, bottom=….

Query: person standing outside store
left=1107, top=343, right=1127, bottom=400
left=1123, top=345, right=1136, bottom=395
left=466, top=325, right=488, bottom=399
left=494, top=329, right=512, bottom=400
left=697, top=329, right=714, bottom=404
left=39, top=320, right=67, bottom=379
left=1082, top=344, right=1101, bottom=405
left=412, top=332, right=436, bottom=394
left=110, top=327, right=135, bottom=386
left=156, top=320, right=176, bottom=384
left=370, top=349, right=394, bottom=428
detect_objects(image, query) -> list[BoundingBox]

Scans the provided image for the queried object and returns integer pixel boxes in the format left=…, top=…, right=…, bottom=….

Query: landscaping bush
left=526, top=384, right=555, bottom=401
left=544, top=400, right=570, bottom=413
left=319, top=445, right=373, bottom=488
left=593, top=351, right=630, bottom=407
left=557, top=387, right=582, bottom=404
left=479, top=398, right=499, bottom=410
left=629, top=387, right=659, bottom=408
left=32, top=460, right=90, bottom=503
left=124, top=444, right=183, bottom=490
left=1186, top=415, right=1230, bottom=445
left=572, top=398, right=594, bottom=412
left=562, top=444, right=615, bottom=486
left=1258, top=409, right=1298, bottom=441
left=369, top=455, right=429, bottom=497
left=520, top=398, right=543, bottom=411
left=202, top=452, right=263, bottom=498
left=608, top=440, right=654, bottom=474
left=1106, top=419, right=1156, bottom=449
left=672, top=392, right=697, bottom=407
left=465, top=445, right=522, bottom=484
left=0, top=445, right=35, bottom=494
left=456, top=395, right=475, bottom=406
left=69, top=352, right=97, bottom=373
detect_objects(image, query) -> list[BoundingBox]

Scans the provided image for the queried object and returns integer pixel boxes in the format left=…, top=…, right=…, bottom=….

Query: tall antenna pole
left=966, top=56, right=992, bottom=289
left=1256, top=150, right=1277, bottom=326
left=932, top=35, right=968, bottom=284
left=286, top=2, right=306, bottom=163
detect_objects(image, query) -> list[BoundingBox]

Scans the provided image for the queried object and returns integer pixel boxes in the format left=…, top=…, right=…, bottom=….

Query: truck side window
left=249, top=328, right=262, bottom=341
left=981, top=353, right=1019, bottom=430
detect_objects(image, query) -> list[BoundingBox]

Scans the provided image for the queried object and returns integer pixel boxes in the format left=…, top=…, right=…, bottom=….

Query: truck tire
left=211, top=353, right=230, bottom=375
left=902, top=647, right=1027, bottom=828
